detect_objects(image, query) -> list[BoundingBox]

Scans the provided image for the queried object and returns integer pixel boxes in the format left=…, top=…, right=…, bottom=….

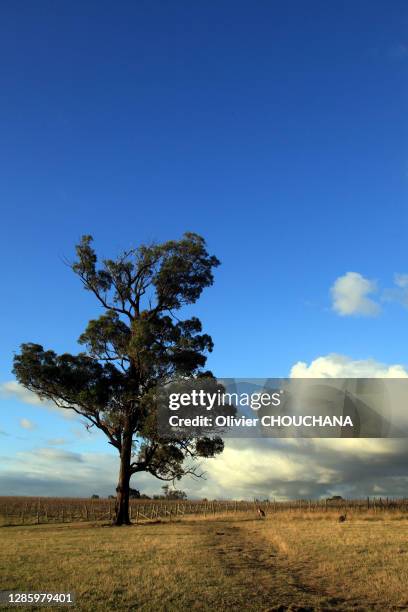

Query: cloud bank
left=290, top=353, right=408, bottom=378
left=2, top=354, right=408, bottom=500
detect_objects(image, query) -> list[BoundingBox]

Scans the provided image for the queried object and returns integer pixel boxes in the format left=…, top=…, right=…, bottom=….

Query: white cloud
left=394, top=273, right=408, bottom=288
left=19, top=418, right=37, bottom=431
left=0, top=381, right=77, bottom=420
left=47, top=438, right=67, bottom=446
left=2, top=381, right=45, bottom=406
left=290, top=353, right=408, bottom=378
left=331, top=272, right=380, bottom=316
left=201, top=440, right=338, bottom=500
left=29, top=448, right=83, bottom=462
left=382, top=273, right=408, bottom=308
left=0, top=447, right=155, bottom=498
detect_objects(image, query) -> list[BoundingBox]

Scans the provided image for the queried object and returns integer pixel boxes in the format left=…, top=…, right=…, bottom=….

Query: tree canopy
left=13, top=232, right=224, bottom=524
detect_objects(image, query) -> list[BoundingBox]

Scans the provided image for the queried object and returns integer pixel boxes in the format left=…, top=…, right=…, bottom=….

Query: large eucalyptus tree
left=14, top=233, right=223, bottom=525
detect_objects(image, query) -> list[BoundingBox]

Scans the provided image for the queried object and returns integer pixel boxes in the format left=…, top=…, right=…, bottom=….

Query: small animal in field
left=338, top=512, right=347, bottom=523
left=257, top=507, right=266, bottom=519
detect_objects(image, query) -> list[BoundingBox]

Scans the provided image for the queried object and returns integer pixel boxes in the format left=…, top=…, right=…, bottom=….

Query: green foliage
left=161, top=485, right=187, bottom=500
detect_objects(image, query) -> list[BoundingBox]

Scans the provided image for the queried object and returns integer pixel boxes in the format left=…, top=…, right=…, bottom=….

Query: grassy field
left=1, top=512, right=408, bottom=611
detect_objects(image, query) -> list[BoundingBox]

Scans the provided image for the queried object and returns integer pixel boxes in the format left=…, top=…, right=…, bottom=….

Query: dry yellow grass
left=1, top=512, right=408, bottom=610
left=241, top=511, right=408, bottom=610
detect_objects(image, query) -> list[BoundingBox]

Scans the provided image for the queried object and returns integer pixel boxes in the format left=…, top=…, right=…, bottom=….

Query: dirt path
left=205, top=520, right=365, bottom=611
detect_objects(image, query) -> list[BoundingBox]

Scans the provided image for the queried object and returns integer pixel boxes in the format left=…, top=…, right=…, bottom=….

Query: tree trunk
left=114, top=424, right=132, bottom=526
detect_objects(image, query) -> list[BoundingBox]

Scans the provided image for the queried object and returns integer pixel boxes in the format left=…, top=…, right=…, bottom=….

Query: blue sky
left=1, top=1, right=408, bottom=498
